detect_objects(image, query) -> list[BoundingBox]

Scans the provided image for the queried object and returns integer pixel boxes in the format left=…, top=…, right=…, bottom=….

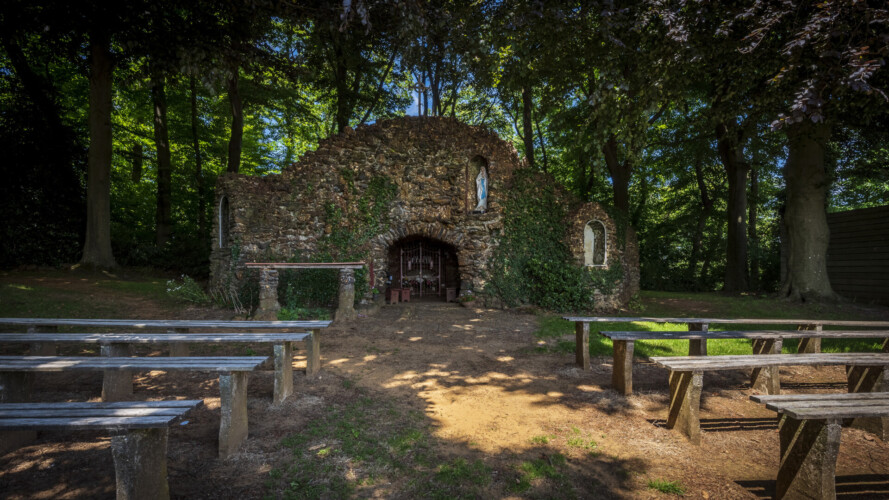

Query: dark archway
left=387, top=235, right=459, bottom=301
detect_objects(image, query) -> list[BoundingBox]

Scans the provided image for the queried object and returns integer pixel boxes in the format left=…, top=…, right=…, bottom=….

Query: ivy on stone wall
left=486, top=169, right=623, bottom=313
left=278, top=174, right=397, bottom=309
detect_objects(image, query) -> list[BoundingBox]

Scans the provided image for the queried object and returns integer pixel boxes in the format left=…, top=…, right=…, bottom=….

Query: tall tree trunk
left=131, top=144, right=143, bottom=182
left=190, top=77, right=205, bottom=237
left=716, top=121, right=749, bottom=292
left=521, top=84, right=535, bottom=168
left=152, top=72, right=172, bottom=247
left=748, top=166, right=760, bottom=291
left=534, top=113, right=548, bottom=173
left=602, top=135, right=632, bottom=216
left=80, top=33, right=116, bottom=269
left=781, top=121, right=837, bottom=301
left=226, top=71, right=243, bottom=173
left=688, top=158, right=714, bottom=287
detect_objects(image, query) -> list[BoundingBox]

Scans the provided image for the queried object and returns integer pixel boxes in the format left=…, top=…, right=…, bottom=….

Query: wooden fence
left=826, top=205, right=889, bottom=305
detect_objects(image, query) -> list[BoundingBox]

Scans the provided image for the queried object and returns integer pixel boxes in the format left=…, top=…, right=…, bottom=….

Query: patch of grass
left=511, top=454, right=567, bottom=493
left=530, top=434, right=554, bottom=445
left=647, top=478, right=685, bottom=495
left=278, top=307, right=332, bottom=321
left=102, top=279, right=172, bottom=303
left=0, top=283, right=121, bottom=319
left=435, top=458, right=491, bottom=486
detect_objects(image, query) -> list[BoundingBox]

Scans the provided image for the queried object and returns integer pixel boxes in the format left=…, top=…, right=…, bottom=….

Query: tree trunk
left=80, top=33, right=116, bottom=269
left=781, top=121, right=837, bottom=302
left=521, top=84, right=535, bottom=168
left=716, top=121, right=749, bottom=292
left=534, top=113, right=548, bottom=173
left=190, top=77, right=205, bottom=237
left=226, top=71, right=243, bottom=173
left=131, top=144, right=143, bottom=183
left=749, top=166, right=760, bottom=291
left=152, top=72, right=172, bottom=247
left=602, top=135, right=631, bottom=216
left=688, top=158, right=714, bottom=286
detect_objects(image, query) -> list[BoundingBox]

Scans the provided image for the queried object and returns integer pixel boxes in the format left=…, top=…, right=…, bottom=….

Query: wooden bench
left=650, top=353, right=889, bottom=444
left=0, top=332, right=314, bottom=404
left=601, top=329, right=889, bottom=395
left=750, top=393, right=889, bottom=500
left=0, top=356, right=268, bottom=457
left=0, top=400, right=201, bottom=499
left=0, top=317, right=329, bottom=372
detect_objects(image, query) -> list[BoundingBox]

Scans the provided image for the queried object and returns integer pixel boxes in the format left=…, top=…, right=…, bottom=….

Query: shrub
left=165, top=275, right=211, bottom=304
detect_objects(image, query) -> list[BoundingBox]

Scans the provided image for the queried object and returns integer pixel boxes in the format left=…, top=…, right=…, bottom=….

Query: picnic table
left=0, top=356, right=268, bottom=458
left=563, top=316, right=889, bottom=395
left=750, top=392, right=889, bottom=499
left=0, top=332, right=314, bottom=404
left=650, top=352, right=889, bottom=444
left=0, top=400, right=202, bottom=499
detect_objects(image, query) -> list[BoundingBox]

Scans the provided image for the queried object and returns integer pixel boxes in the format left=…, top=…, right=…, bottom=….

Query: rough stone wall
left=211, top=117, right=522, bottom=296
left=566, top=203, right=641, bottom=310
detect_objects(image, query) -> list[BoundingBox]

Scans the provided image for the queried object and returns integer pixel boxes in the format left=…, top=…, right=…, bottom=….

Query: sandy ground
left=1, top=274, right=888, bottom=499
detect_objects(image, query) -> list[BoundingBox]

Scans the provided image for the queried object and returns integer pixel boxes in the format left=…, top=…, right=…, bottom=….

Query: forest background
left=1, top=0, right=887, bottom=303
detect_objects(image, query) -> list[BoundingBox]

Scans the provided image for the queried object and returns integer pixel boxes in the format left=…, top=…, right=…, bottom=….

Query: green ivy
left=486, top=169, right=623, bottom=313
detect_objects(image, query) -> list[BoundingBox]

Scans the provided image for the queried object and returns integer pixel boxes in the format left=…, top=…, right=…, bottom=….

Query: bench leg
left=576, top=322, right=590, bottom=371
left=798, top=323, right=822, bottom=354
left=667, top=370, right=703, bottom=445
left=751, top=339, right=782, bottom=394
left=776, top=416, right=840, bottom=500
left=274, top=342, right=294, bottom=404
left=688, top=322, right=708, bottom=356
left=882, top=338, right=888, bottom=353
left=846, top=365, right=889, bottom=440
left=111, top=427, right=170, bottom=500
left=219, top=372, right=249, bottom=458
left=28, top=325, right=58, bottom=356
left=168, top=328, right=189, bottom=356
left=612, top=340, right=634, bottom=395
left=0, top=371, right=36, bottom=455
left=102, top=343, right=134, bottom=402
left=306, top=329, right=321, bottom=376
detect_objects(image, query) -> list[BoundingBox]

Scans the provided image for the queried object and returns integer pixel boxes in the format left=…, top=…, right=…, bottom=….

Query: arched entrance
left=387, top=235, right=459, bottom=301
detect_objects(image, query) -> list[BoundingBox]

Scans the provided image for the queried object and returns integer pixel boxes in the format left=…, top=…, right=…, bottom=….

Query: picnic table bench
left=0, top=317, right=329, bottom=372
left=650, top=353, right=889, bottom=444
left=750, top=393, right=889, bottom=500
left=0, top=400, right=202, bottom=500
left=600, top=329, right=889, bottom=395
left=0, top=332, right=314, bottom=404
left=0, top=356, right=268, bottom=457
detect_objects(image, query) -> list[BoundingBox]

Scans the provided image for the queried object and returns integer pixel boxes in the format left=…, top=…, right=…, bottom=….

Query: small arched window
left=218, top=196, right=230, bottom=248
left=583, top=220, right=607, bottom=267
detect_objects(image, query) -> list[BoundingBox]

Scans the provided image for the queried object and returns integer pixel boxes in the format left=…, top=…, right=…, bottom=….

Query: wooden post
left=218, top=371, right=249, bottom=458
left=751, top=339, right=783, bottom=394
left=688, top=322, right=708, bottom=356
left=102, top=343, right=134, bottom=401
left=334, top=268, right=357, bottom=322
left=575, top=322, right=590, bottom=371
left=798, top=323, right=822, bottom=354
left=846, top=365, right=888, bottom=440
left=111, top=427, right=171, bottom=500
left=612, top=339, right=634, bottom=395
left=0, top=371, right=35, bottom=454
left=168, top=328, right=189, bottom=356
left=273, top=341, right=294, bottom=404
left=667, top=370, right=703, bottom=445
left=776, top=416, right=840, bottom=500
left=306, top=329, right=321, bottom=376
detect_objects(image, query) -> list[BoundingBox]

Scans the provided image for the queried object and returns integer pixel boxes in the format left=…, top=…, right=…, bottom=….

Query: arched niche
left=218, top=196, right=230, bottom=248
left=583, top=220, right=607, bottom=267
left=467, top=155, right=489, bottom=213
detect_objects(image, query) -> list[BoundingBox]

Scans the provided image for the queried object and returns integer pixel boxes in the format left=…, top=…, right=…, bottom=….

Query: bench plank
left=565, top=316, right=889, bottom=327
left=0, top=318, right=331, bottom=329
left=651, top=353, right=889, bottom=371
left=601, top=330, right=889, bottom=340
left=0, top=333, right=312, bottom=343
left=0, top=356, right=270, bottom=372
left=751, top=393, right=889, bottom=403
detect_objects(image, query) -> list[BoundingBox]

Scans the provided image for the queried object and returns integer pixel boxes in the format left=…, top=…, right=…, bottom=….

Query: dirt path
left=1, top=275, right=888, bottom=499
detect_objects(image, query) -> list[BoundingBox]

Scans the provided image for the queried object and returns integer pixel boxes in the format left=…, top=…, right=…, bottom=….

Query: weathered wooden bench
left=0, top=332, right=313, bottom=404
left=0, top=356, right=268, bottom=457
left=650, top=353, right=889, bottom=444
left=750, top=393, right=889, bottom=500
left=0, top=400, right=202, bottom=499
left=601, top=329, right=889, bottom=395
left=0, top=317, right=329, bottom=371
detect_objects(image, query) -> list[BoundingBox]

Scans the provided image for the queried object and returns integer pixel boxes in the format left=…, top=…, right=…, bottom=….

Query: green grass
left=278, top=307, right=332, bottom=321
left=512, top=454, right=567, bottom=493
left=533, top=291, right=888, bottom=358
left=647, top=478, right=685, bottom=495
left=435, top=458, right=491, bottom=486
left=0, top=282, right=121, bottom=319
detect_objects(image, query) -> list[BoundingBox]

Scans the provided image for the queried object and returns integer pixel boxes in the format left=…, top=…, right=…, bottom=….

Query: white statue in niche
left=474, top=166, right=488, bottom=212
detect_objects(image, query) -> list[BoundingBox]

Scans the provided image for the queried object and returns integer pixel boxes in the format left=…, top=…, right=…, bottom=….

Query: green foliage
left=511, top=454, right=567, bottom=493
left=647, top=479, right=685, bottom=496
left=164, top=275, right=211, bottom=304
left=277, top=306, right=331, bottom=321
left=487, top=169, right=622, bottom=312
left=435, top=458, right=491, bottom=487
